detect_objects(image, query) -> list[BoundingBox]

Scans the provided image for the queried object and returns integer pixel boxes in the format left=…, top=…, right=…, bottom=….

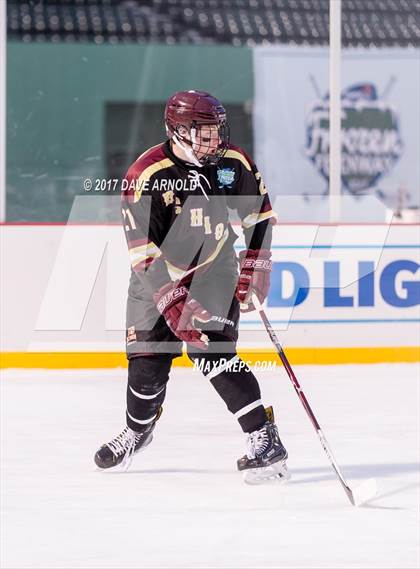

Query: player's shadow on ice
left=104, top=467, right=231, bottom=475
left=289, top=461, right=419, bottom=483
left=361, top=482, right=419, bottom=509
left=290, top=462, right=419, bottom=509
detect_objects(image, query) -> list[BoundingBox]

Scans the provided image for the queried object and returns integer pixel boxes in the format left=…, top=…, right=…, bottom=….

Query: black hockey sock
left=190, top=352, right=267, bottom=433
left=126, top=354, right=172, bottom=432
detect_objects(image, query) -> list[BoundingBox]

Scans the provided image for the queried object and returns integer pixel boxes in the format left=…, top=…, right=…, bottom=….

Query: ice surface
left=1, top=364, right=419, bottom=568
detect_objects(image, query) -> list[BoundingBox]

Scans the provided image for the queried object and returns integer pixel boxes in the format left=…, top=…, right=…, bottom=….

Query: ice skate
left=237, top=420, right=290, bottom=485
left=94, top=424, right=154, bottom=470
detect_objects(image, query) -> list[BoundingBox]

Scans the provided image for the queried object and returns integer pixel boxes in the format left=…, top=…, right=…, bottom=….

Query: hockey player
left=94, top=90, right=289, bottom=483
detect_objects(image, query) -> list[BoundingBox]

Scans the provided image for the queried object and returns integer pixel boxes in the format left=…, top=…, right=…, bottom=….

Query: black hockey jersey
left=121, top=140, right=276, bottom=294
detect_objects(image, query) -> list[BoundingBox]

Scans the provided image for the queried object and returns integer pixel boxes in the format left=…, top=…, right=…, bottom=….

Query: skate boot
left=237, top=410, right=289, bottom=484
left=95, top=420, right=157, bottom=471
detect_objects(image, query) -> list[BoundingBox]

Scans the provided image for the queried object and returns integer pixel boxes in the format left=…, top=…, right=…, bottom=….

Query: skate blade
left=243, top=460, right=291, bottom=485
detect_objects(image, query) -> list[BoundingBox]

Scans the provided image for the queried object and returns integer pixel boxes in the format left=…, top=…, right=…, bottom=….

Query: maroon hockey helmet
left=164, top=90, right=229, bottom=165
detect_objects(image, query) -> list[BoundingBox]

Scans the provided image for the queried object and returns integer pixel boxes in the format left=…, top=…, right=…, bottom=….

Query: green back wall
left=7, top=42, right=253, bottom=221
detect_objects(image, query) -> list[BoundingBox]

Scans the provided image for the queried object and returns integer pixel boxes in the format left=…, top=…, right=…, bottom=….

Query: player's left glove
left=236, top=249, right=272, bottom=312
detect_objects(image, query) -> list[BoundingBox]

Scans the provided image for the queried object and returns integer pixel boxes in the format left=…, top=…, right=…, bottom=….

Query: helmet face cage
left=188, top=118, right=230, bottom=166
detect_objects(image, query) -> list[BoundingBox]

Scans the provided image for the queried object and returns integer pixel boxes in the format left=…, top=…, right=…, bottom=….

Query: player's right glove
left=154, top=282, right=211, bottom=350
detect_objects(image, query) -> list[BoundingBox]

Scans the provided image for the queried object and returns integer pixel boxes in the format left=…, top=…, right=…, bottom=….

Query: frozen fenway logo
left=304, top=82, right=403, bottom=194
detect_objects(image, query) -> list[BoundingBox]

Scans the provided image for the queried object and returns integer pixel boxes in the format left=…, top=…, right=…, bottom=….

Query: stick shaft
left=252, top=294, right=356, bottom=504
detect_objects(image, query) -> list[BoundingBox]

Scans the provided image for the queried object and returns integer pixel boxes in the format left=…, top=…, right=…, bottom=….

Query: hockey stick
left=252, top=293, right=377, bottom=507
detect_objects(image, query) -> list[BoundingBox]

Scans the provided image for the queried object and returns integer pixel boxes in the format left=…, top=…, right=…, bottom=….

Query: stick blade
left=352, top=478, right=377, bottom=507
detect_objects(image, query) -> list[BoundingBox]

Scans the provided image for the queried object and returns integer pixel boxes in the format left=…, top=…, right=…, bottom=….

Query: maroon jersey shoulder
left=125, top=142, right=168, bottom=181
left=225, top=143, right=255, bottom=170
left=227, top=142, right=248, bottom=155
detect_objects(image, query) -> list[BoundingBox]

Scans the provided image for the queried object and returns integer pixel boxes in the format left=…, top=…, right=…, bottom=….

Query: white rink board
left=1, top=364, right=419, bottom=568
left=1, top=224, right=419, bottom=352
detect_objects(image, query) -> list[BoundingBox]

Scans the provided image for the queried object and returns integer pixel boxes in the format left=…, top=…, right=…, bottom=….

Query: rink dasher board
left=0, top=224, right=419, bottom=365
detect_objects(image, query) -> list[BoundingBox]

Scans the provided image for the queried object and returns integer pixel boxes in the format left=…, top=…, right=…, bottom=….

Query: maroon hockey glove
left=236, top=249, right=272, bottom=312
left=154, top=282, right=212, bottom=350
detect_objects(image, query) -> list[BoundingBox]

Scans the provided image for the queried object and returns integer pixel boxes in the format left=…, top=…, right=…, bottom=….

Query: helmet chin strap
left=172, top=129, right=203, bottom=168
